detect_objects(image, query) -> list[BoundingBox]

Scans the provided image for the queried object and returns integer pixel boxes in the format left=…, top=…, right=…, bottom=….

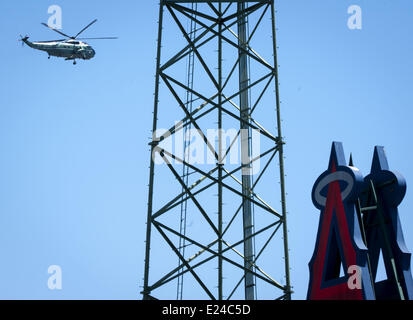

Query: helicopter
left=19, top=19, right=117, bottom=65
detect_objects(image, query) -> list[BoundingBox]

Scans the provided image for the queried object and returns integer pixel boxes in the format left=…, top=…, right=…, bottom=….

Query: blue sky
left=0, top=0, right=412, bottom=300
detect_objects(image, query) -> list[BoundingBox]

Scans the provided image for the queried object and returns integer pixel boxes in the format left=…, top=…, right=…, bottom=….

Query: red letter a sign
left=307, top=142, right=375, bottom=300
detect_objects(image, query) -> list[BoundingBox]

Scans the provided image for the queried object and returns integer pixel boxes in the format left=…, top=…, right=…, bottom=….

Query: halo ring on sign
left=313, top=171, right=354, bottom=207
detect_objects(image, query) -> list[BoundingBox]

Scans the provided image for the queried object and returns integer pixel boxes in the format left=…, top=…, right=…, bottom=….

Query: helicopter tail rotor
left=19, top=35, right=29, bottom=46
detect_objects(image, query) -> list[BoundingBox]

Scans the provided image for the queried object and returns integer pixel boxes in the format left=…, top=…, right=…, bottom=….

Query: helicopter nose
left=90, top=48, right=95, bottom=57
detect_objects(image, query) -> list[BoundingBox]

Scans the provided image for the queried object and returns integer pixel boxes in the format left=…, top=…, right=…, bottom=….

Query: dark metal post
left=143, top=2, right=164, bottom=300
left=270, top=0, right=291, bottom=300
left=217, top=2, right=224, bottom=300
left=237, top=2, right=255, bottom=300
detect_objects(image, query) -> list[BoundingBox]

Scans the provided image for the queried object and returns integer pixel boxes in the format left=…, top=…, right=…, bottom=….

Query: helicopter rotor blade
left=74, top=19, right=98, bottom=39
left=41, top=23, right=72, bottom=39
left=76, top=37, right=118, bottom=40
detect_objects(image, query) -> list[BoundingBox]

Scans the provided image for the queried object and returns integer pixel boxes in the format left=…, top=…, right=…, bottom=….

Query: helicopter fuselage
left=23, top=38, right=95, bottom=61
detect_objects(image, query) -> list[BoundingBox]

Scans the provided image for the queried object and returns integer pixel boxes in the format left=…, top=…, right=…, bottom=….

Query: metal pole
left=143, top=2, right=164, bottom=300
left=270, top=0, right=291, bottom=300
left=238, top=2, right=255, bottom=300
left=218, top=2, right=224, bottom=300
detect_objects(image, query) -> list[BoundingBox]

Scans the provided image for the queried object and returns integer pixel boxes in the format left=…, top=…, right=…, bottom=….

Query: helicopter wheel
left=48, top=56, right=50, bottom=59
left=73, top=60, right=77, bottom=65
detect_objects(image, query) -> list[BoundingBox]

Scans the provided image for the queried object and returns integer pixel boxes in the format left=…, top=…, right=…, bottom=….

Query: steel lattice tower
left=143, top=0, right=291, bottom=300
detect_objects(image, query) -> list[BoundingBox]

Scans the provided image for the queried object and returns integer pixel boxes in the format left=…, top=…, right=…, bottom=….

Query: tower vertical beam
left=238, top=2, right=256, bottom=300
left=270, top=1, right=291, bottom=300
left=143, top=3, right=164, bottom=300
left=217, top=2, right=224, bottom=300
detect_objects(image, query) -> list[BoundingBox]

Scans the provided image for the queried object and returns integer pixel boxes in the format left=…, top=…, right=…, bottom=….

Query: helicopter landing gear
left=48, top=56, right=50, bottom=59
left=73, top=60, right=77, bottom=65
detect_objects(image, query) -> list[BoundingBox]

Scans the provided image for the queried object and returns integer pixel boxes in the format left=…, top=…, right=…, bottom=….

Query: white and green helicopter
left=20, top=19, right=117, bottom=65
